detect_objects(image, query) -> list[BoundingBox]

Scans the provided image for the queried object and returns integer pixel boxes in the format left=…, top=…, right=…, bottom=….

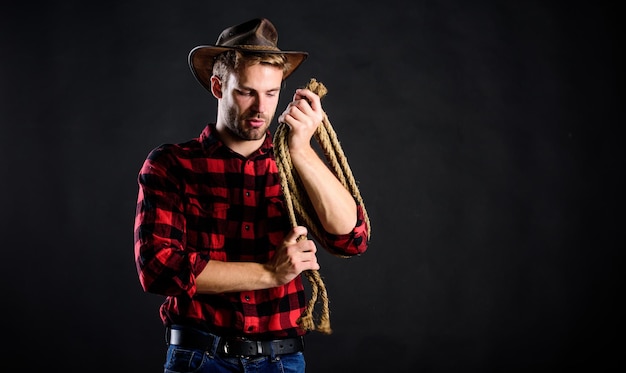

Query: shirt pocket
left=186, top=194, right=230, bottom=251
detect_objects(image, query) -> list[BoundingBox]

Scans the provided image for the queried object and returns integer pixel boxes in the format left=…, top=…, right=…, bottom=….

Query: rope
left=273, top=78, right=371, bottom=334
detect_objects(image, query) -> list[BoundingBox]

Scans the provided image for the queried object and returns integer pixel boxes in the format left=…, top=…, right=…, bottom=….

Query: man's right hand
left=266, top=226, right=320, bottom=285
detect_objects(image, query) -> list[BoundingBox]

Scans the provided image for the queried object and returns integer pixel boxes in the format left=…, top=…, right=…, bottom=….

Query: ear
left=210, top=75, right=223, bottom=99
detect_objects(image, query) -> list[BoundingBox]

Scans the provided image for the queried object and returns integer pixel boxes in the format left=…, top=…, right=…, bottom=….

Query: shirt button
left=244, top=225, right=250, bottom=230
left=247, top=326, right=254, bottom=332
left=245, top=191, right=250, bottom=197
left=245, top=295, right=250, bottom=301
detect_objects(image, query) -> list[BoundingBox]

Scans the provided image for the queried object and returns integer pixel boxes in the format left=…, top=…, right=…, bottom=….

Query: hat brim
left=188, top=45, right=308, bottom=91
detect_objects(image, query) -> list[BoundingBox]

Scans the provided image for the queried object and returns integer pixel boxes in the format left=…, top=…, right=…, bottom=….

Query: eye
left=236, top=89, right=253, bottom=97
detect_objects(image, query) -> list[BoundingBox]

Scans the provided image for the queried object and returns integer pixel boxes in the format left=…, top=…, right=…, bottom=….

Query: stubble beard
left=226, top=107, right=271, bottom=141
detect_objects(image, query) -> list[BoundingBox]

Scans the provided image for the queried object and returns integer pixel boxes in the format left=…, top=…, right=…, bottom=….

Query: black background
left=1, top=1, right=623, bottom=372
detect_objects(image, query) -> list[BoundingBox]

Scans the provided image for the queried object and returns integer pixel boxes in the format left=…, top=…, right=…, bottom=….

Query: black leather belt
left=166, top=327, right=304, bottom=357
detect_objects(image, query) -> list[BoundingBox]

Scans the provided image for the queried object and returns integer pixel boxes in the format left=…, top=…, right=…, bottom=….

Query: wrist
left=288, top=144, right=316, bottom=161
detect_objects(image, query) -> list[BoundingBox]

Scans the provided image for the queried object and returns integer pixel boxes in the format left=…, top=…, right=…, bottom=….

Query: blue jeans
left=163, top=343, right=306, bottom=373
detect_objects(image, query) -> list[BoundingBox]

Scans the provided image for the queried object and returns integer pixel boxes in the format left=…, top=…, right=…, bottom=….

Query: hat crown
left=216, top=18, right=279, bottom=49
left=189, top=18, right=308, bottom=91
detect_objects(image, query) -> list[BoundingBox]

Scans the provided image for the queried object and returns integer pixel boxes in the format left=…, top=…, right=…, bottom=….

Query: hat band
left=232, top=45, right=282, bottom=52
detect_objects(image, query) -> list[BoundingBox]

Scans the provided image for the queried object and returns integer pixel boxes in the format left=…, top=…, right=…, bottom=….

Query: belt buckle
left=222, top=337, right=256, bottom=359
left=223, top=340, right=245, bottom=358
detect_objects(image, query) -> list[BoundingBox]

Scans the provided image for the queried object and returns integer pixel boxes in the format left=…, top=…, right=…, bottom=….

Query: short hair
left=212, top=50, right=291, bottom=82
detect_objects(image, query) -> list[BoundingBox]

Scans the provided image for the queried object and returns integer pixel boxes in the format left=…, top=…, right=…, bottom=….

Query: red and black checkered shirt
left=134, top=124, right=369, bottom=339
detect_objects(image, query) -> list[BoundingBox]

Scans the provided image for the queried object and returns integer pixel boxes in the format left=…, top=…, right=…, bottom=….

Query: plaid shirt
left=134, top=124, right=369, bottom=339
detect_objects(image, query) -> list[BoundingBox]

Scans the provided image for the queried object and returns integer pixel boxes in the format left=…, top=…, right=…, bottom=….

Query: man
left=134, top=18, right=369, bottom=373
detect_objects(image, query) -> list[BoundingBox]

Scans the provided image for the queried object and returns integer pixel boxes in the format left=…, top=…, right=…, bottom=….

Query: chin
left=241, top=128, right=266, bottom=141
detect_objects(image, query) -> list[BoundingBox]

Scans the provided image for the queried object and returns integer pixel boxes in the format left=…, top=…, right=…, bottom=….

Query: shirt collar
left=199, top=123, right=274, bottom=157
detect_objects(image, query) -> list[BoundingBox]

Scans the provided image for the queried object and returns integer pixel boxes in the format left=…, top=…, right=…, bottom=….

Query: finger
left=295, top=89, right=320, bottom=111
left=297, top=244, right=319, bottom=269
left=298, top=239, right=316, bottom=253
left=278, top=101, right=303, bottom=126
left=302, top=250, right=320, bottom=270
left=286, top=105, right=307, bottom=124
left=285, top=226, right=308, bottom=244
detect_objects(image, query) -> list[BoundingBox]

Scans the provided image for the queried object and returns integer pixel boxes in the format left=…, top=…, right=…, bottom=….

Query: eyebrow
left=238, top=84, right=281, bottom=93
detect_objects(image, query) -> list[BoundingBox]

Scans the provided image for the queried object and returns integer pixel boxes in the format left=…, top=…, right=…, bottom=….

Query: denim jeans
left=163, top=342, right=306, bottom=373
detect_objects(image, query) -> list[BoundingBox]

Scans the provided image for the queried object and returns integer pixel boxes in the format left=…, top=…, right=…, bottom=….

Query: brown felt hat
left=188, top=18, right=308, bottom=91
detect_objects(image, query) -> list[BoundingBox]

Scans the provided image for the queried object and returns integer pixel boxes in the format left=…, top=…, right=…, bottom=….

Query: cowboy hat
left=188, top=18, right=308, bottom=91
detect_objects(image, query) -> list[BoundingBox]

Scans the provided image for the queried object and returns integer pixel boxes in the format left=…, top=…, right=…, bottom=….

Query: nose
left=253, top=94, right=269, bottom=114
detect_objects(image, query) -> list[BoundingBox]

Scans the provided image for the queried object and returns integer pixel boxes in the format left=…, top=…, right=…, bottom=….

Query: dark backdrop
left=1, top=1, right=623, bottom=372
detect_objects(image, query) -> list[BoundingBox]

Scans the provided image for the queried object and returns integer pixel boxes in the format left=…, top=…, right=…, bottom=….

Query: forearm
left=195, top=226, right=319, bottom=294
left=290, top=146, right=357, bottom=235
left=195, top=260, right=278, bottom=294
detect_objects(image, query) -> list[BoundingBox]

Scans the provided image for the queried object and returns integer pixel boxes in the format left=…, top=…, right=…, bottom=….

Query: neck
left=215, top=123, right=266, bottom=158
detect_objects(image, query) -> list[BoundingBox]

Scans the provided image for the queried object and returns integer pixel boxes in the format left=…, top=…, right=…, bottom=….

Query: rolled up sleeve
left=133, top=146, right=208, bottom=298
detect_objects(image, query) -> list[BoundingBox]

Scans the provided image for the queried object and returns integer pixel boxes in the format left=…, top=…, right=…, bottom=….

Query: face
left=214, top=63, right=284, bottom=142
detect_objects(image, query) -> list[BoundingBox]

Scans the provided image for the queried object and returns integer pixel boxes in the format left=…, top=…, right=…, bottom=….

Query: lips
left=248, top=118, right=265, bottom=128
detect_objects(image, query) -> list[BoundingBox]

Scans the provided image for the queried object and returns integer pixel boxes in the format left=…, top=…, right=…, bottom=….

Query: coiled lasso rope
left=273, top=78, right=371, bottom=334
